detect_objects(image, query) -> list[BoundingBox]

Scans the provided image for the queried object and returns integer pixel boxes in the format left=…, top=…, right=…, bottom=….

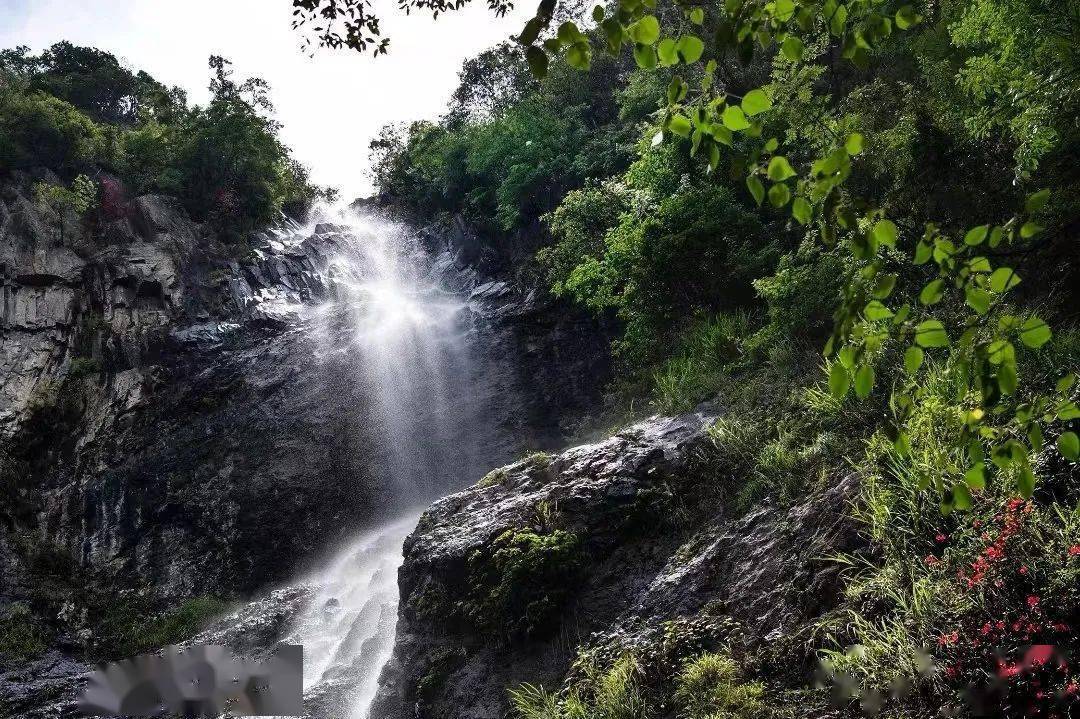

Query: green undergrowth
left=0, top=602, right=47, bottom=662
left=95, top=594, right=231, bottom=659
left=816, top=343, right=1080, bottom=715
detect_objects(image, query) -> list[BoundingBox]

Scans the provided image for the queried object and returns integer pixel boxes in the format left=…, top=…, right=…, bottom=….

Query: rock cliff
left=371, top=411, right=862, bottom=719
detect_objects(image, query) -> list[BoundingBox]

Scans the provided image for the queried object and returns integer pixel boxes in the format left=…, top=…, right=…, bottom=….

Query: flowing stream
left=261, top=208, right=508, bottom=718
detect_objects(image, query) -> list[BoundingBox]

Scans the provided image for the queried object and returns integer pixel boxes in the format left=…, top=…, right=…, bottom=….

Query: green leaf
left=1059, top=402, right=1080, bottom=421
left=722, top=105, right=751, bottom=131
left=592, top=4, right=605, bottom=21
left=904, top=346, right=924, bottom=374
left=913, top=241, right=932, bottom=264
left=746, top=176, right=765, bottom=206
left=767, top=156, right=797, bottom=181
left=963, top=225, right=988, bottom=246
left=953, top=483, right=973, bottom=511
left=741, top=89, right=773, bottom=116
left=829, top=361, right=849, bottom=399
left=1019, top=316, right=1051, bottom=349
left=965, top=287, right=991, bottom=315
left=519, top=17, right=544, bottom=46
left=987, top=339, right=1015, bottom=365
left=854, top=363, right=875, bottom=398
left=1025, top=189, right=1050, bottom=213
left=998, top=361, right=1017, bottom=395
left=844, top=133, right=864, bottom=156
left=1057, top=373, right=1076, bottom=394
left=873, top=219, right=898, bottom=247
left=919, top=279, right=944, bottom=305
left=689, top=7, right=704, bottom=24
left=781, top=36, right=804, bottom=61
left=658, top=38, right=678, bottom=66
left=1020, top=222, right=1043, bottom=239
left=633, top=43, right=657, bottom=68
left=1017, top=464, right=1035, bottom=499
left=872, top=274, right=896, bottom=299
left=792, top=196, right=812, bottom=225
left=565, top=42, right=591, bottom=69
left=1058, top=431, right=1080, bottom=461
left=915, top=319, right=948, bottom=348
left=774, top=0, right=795, bottom=20
left=895, top=4, right=921, bottom=29
left=525, top=46, right=549, bottom=78
left=630, top=15, right=660, bottom=44
left=864, top=300, right=893, bottom=321
left=668, top=114, right=692, bottom=137
left=768, top=182, right=791, bottom=208
left=677, top=34, right=705, bottom=63
left=964, top=463, right=986, bottom=490
left=989, top=267, right=1021, bottom=293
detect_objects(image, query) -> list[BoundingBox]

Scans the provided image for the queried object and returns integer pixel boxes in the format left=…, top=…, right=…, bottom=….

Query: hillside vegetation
left=370, top=0, right=1080, bottom=715
left=0, top=43, right=329, bottom=241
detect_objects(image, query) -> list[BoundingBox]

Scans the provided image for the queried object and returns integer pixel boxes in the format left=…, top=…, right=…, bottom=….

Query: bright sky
left=0, top=0, right=532, bottom=198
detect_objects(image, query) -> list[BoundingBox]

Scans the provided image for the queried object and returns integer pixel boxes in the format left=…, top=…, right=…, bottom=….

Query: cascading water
left=257, top=206, right=510, bottom=718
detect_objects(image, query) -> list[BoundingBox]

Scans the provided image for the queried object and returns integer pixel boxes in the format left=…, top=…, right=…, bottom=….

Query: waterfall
left=254, top=206, right=506, bottom=718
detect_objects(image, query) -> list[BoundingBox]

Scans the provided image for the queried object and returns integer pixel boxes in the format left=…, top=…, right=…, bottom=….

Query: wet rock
left=371, top=413, right=862, bottom=719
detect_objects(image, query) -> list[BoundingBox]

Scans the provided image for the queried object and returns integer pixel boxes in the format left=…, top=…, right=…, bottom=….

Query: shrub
left=0, top=89, right=108, bottom=173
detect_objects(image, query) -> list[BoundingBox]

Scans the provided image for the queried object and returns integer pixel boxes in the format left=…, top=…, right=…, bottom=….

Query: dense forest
left=365, top=0, right=1080, bottom=715
left=0, top=43, right=329, bottom=242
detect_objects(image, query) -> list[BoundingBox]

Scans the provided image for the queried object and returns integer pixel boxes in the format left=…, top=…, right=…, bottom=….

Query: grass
left=676, top=652, right=767, bottom=719
left=97, top=595, right=231, bottom=658
left=652, top=311, right=753, bottom=414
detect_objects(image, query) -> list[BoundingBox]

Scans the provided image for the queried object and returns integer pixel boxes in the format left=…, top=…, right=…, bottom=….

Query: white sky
left=0, top=0, right=533, bottom=198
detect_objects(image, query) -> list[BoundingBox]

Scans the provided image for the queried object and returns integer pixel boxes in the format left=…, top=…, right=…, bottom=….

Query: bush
left=676, top=652, right=767, bottom=719
left=0, top=89, right=108, bottom=173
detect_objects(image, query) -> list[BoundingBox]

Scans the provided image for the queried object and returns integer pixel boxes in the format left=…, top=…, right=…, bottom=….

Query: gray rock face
left=1, top=179, right=613, bottom=717
left=370, top=412, right=862, bottom=719
left=1, top=178, right=390, bottom=610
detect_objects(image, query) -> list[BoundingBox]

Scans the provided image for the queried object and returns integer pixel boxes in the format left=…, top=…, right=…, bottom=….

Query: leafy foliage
left=1, top=43, right=328, bottom=239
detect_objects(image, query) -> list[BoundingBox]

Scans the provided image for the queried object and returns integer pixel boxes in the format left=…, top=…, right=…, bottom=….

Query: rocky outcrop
left=1, top=173, right=613, bottom=706
left=371, top=411, right=862, bottom=719
left=1, top=175, right=387, bottom=611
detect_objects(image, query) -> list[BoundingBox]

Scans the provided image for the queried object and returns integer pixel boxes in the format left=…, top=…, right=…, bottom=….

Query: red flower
left=938, top=630, right=959, bottom=647
left=1027, top=595, right=1041, bottom=609
left=925, top=554, right=941, bottom=567
left=1068, top=545, right=1080, bottom=557
left=936, top=533, right=948, bottom=543
left=1018, top=565, right=1029, bottom=575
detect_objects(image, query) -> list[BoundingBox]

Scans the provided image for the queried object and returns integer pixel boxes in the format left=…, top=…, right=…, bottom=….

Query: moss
left=68, top=356, right=101, bottom=379
left=0, top=603, right=47, bottom=662
left=478, top=467, right=510, bottom=488
left=465, top=528, right=582, bottom=642
left=414, top=647, right=466, bottom=706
